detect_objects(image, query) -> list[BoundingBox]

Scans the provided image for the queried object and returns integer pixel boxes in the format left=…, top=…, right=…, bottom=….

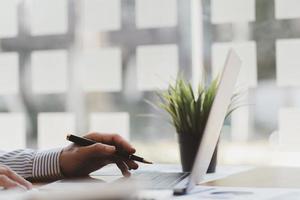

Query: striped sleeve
left=32, top=149, right=64, bottom=181
left=0, top=149, right=64, bottom=181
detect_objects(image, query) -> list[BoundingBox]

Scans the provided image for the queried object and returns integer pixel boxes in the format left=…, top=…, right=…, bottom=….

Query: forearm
left=0, top=149, right=63, bottom=181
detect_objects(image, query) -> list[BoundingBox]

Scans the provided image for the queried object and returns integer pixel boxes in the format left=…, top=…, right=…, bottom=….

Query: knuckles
left=86, top=132, right=103, bottom=139
left=0, top=166, right=12, bottom=176
left=112, top=134, right=122, bottom=141
left=0, top=174, right=8, bottom=182
left=86, top=132, right=123, bottom=141
left=94, top=143, right=115, bottom=155
left=94, top=143, right=106, bottom=152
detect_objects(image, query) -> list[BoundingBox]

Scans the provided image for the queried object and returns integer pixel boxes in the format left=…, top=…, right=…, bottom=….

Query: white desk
left=30, top=164, right=300, bottom=199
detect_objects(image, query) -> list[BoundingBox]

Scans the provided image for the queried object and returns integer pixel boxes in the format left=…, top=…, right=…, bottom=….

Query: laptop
left=44, top=50, right=241, bottom=197
left=128, top=49, right=242, bottom=195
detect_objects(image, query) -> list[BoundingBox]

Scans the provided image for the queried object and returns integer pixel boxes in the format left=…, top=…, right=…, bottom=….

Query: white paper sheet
left=211, top=0, right=255, bottom=24
left=89, top=112, right=130, bottom=140
left=276, top=39, right=300, bottom=87
left=212, top=41, right=257, bottom=88
left=38, top=113, right=75, bottom=149
left=82, top=0, right=121, bottom=32
left=275, top=0, right=300, bottom=19
left=31, top=50, right=68, bottom=94
left=0, top=113, right=25, bottom=150
left=78, top=48, right=122, bottom=92
left=29, top=0, right=68, bottom=35
left=0, top=0, right=18, bottom=38
left=0, top=53, right=19, bottom=95
left=136, top=0, right=177, bottom=28
left=137, top=44, right=178, bottom=91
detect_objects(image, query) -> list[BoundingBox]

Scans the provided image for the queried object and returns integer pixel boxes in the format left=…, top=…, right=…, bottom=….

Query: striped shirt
left=0, top=149, right=63, bottom=181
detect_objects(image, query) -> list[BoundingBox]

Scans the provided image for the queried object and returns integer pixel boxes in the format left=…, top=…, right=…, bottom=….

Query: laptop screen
left=187, top=49, right=242, bottom=192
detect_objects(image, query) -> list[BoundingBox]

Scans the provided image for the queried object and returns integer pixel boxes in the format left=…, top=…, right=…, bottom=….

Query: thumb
left=79, top=143, right=116, bottom=157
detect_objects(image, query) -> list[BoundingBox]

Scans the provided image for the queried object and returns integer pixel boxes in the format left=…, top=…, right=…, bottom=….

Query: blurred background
left=1, top=0, right=300, bottom=167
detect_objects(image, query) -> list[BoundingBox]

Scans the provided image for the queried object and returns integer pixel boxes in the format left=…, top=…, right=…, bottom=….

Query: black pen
left=66, top=134, right=153, bottom=164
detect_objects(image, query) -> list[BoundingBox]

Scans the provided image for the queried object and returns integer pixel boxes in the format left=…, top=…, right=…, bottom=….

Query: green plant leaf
left=154, top=75, right=246, bottom=136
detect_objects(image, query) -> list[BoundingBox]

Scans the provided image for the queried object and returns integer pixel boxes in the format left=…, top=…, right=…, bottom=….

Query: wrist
left=59, top=147, right=69, bottom=177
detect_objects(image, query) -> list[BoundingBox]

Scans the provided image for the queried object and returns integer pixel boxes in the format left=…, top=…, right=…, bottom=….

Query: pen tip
left=143, top=160, right=153, bottom=164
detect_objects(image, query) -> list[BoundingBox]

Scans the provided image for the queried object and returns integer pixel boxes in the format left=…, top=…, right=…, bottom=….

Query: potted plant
left=157, top=77, right=241, bottom=173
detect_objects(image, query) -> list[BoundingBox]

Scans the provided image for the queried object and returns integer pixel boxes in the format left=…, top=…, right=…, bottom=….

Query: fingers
left=124, top=160, right=139, bottom=170
left=86, top=133, right=136, bottom=154
left=79, top=143, right=116, bottom=159
left=0, top=175, right=27, bottom=190
left=82, top=134, right=139, bottom=169
left=115, top=161, right=130, bottom=177
left=79, top=143, right=138, bottom=170
left=5, top=171, right=32, bottom=190
left=0, top=166, right=32, bottom=190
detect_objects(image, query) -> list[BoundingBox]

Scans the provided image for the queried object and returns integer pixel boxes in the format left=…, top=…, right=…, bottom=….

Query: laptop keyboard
left=129, top=172, right=189, bottom=189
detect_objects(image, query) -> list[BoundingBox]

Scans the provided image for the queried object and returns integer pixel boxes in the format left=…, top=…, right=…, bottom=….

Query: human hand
left=0, top=165, right=32, bottom=190
left=59, top=133, right=139, bottom=178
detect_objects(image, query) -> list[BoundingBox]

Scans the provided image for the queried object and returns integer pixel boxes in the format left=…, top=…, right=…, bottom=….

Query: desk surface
left=34, top=165, right=300, bottom=189
left=91, top=164, right=300, bottom=189
left=205, top=167, right=300, bottom=188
